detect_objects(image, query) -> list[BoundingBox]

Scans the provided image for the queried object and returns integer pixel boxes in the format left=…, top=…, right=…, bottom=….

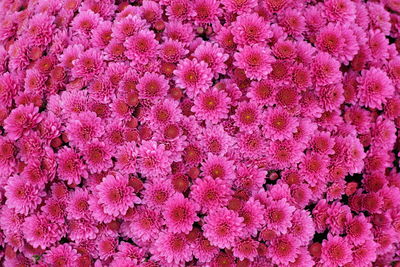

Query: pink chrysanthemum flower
left=22, top=214, right=63, bottom=249
left=66, top=111, right=104, bottom=147
left=238, top=198, right=266, bottom=237
left=236, top=130, right=266, bottom=159
left=66, top=188, right=91, bottom=220
left=289, top=210, right=315, bottom=245
left=25, top=13, right=55, bottom=46
left=91, top=21, right=113, bottom=49
left=159, top=39, right=188, bottom=63
left=41, top=197, right=67, bottom=223
left=190, top=176, right=233, bottom=212
left=345, top=214, right=373, bottom=246
left=128, top=206, right=163, bottom=242
left=324, top=0, right=356, bottom=23
left=142, top=179, right=175, bottom=210
left=200, top=124, right=235, bottom=156
left=234, top=45, right=274, bottom=80
left=221, top=0, right=257, bottom=14
left=5, top=175, right=45, bottom=215
left=71, top=48, right=104, bottom=80
left=232, top=238, right=259, bottom=261
left=163, top=193, right=200, bottom=234
left=203, top=207, right=244, bottom=249
left=232, top=13, right=272, bottom=46
left=321, top=235, right=353, bottom=267
left=137, top=72, right=169, bottom=100
left=151, top=231, right=193, bottom=265
left=299, top=152, right=330, bottom=185
left=82, top=140, right=114, bottom=174
left=313, top=52, right=342, bottom=86
left=24, top=69, right=46, bottom=92
left=164, top=21, right=196, bottom=44
left=193, top=42, right=229, bottom=77
left=247, top=79, right=275, bottom=106
left=57, top=147, right=88, bottom=185
left=192, top=87, right=231, bottom=123
left=268, top=234, right=300, bottom=265
left=193, top=236, right=219, bottom=263
left=174, top=58, right=213, bottom=98
left=4, top=104, right=42, bottom=141
left=201, top=154, right=236, bottom=182
left=264, top=198, right=295, bottom=234
left=232, top=101, right=262, bottom=131
left=71, top=10, right=101, bottom=36
left=356, top=67, right=394, bottom=109
left=234, top=163, right=266, bottom=193
left=266, top=139, right=303, bottom=169
left=148, top=99, right=182, bottom=127
left=88, top=195, right=114, bottom=223
left=96, top=173, right=140, bottom=217
left=96, top=235, right=118, bottom=260
left=124, top=30, right=159, bottom=64
left=113, top=14, right=146, bottom=41
left=138, top=140, right=173, bottom=178
left=262, top=106, right=299, bottom=141
left=192, top=0, right=221, bottom=25
left=350, top=240, right=377, bottom=267
left=43, top=244, right=79, bottom=267
left=166, top=0, right=195, bottom=21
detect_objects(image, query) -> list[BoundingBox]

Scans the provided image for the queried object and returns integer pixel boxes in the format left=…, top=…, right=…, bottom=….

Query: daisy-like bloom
left=193, top=236, right=219, bottom=263
left=232, top=13, right=272, bottom=46
left=310, top=131, right=335, bottom=155
left=166, top=0, right=195, bottom=21
left=371, top=117, right=397, bottom=151
left=299, top=152, right=330, bottom=186
left=159, top=39, right=188, bottom=64
left=66, top=188, right=91, bottom=220
left=200, top=124, right=234, bottom=156
left=4, top=104, right=42, bottom=141
left=234, top=45, right=274, bottom=80
left=41, top=197, right=67, bottom=223
left=192, top=0, right=221, bottom=25
left=321, top=235, right=353, bottom=267
left=264, top=198, right=295, bottom=234
left=128, top=206, right=163, bottom=242
left=357, top=67, right=394, bottom=110
left=221, top=0, right=257, bottom=14
left=163, top=193, right=200, bottom=234
left=233, top=238, right=259, bottom=261
left=247, top=79, right=275, bottom=106
left=203, top=207, right=244, bottom=249
left=192, top=87, right=231, bottom=124
left=324, top=0, right=356, bottom=23
left=124, top=30, right=158, bottom=64
left=289, top=210, right=315, bottom=245
left=43, top=244, right=79, bottom=267
left=5, top=175, right=45, bottom=215
left=234, top=163, right=266, bottom=193
left=26, top=13, right=55, bottom=46
left=114, top=142, right=138, bottom=175
left=137, top=72, right=168, bottom=101
left=151, top=231, right=193, bottom=265
left=190, top=176, right=233, bottom=212
left=193, top=42, right=229, bottom=78
left=82, top=140, right=114, bottom=174
left=112, top=14, right=147, bottom=41
left=236, top=130, right=265, bottom=159
left=164, top=21, right=196, bottom=44
left=22, top=214, right=63, bottom=249
left=88, top=195, right=114, bottom=224
left=71, top=48, right=104, bottom=80
left=57, top=147, right=88, bottom=185
left=70, top=10, right=101, bottom=36
left=91, top=21, right=113, bottom=49
left=66, top=111, right=104, bottom=147
left=201, top=154, right=236, bottom=182
left=232, top=101, right=262, bottom=131
left=148, top=99, right=181, bottom=127
left=96, top=234, right=118, bottom=260
left=345, top=214, right=373, bottom=245
left=266, top=139, right=303, bottom=169
left=138, top=141, right=173, bottom=179
left=350, top=240, right=377, bottom=267
left=24, top=69, right=46, bottom=92
left=313, top=52, right=342, bottom=86
left=262, top=106, right=299, bottom=141
left=96, top=173, right=140, bottom=217
left=267, top=234, right=300, bottom=265
left=174, top=58, right=213, bottom=98
left=113, top=242, right=145, bottom=266
left=238, top=198, right=266, bottom=237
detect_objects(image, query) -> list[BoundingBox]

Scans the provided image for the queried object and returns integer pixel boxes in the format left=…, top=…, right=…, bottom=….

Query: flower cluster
left=0, top=0, right=400, bottom=266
